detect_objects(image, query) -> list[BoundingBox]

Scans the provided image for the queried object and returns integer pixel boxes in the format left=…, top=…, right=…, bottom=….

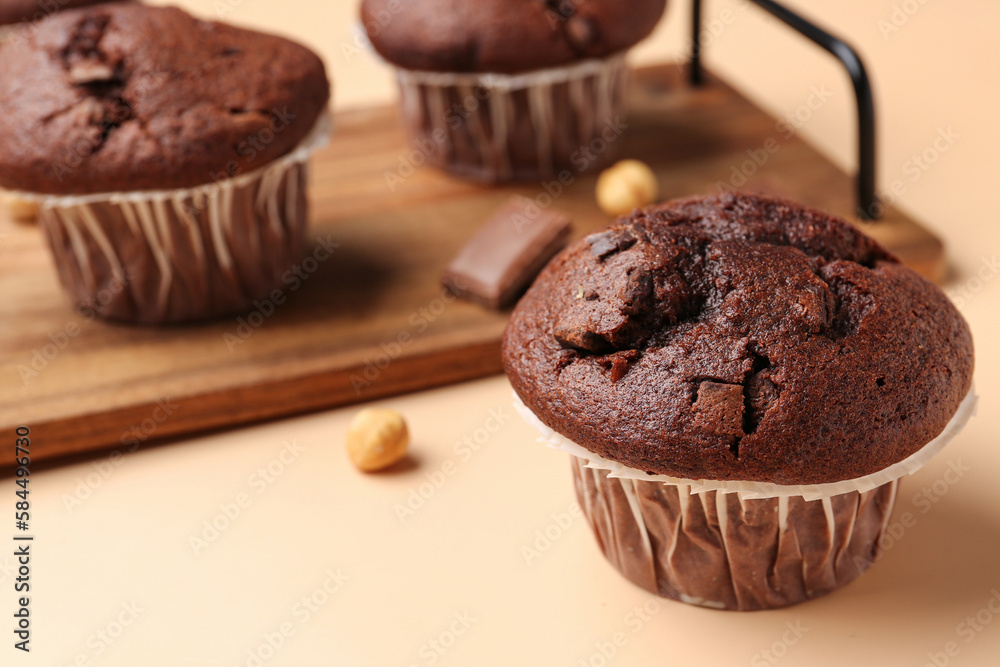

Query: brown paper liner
left=16, top=112, right=330, bottom=324
left=572, top=457, right=899, bottom=610
left=393, top=56, right=629, bottom=183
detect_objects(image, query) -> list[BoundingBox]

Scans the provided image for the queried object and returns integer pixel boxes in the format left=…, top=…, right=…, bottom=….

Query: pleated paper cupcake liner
left=14, top=111, right=332, bottom=324
left=515, top=386, right=976, bottom=609
left=391, top=54, right=630, bottom=183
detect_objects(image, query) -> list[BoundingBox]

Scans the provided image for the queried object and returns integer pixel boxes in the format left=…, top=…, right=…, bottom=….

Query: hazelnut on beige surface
left=595, top=159, right=659, bottom=217
left=3, top=191, right=39, bottom=223
left=346, top=408, right=409, bottom=472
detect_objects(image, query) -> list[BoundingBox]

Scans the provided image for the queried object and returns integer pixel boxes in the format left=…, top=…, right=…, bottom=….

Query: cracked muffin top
left=0, top=2, right=330, bottom=194
left=0, top=0, right=106, bottom=26
left=502, top=193, right=974, bottom=485
left=361, top=0, right=667, bottom=74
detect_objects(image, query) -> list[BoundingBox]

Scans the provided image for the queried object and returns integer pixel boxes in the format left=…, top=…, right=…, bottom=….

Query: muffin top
left=0, top=2, right=330, bottom=194
left=503, top=193, right=974, bottom=485
left=0, top=0, right=106, bottom=26
left=361, top=0, right=667, bottom=74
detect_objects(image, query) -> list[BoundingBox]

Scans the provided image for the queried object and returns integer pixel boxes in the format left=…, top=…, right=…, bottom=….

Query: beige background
left=12, top=1, right=1000, bottom=665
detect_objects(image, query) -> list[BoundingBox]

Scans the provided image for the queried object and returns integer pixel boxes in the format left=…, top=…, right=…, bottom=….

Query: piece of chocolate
left=443, top=196, right=571, bottom=309
left=586, top=228, right=636, bottom=260
left=692, top=381, right=745, bottom=437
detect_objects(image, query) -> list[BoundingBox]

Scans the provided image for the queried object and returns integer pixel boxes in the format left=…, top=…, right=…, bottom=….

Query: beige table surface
left=8, top=1, right=1000, bottom=665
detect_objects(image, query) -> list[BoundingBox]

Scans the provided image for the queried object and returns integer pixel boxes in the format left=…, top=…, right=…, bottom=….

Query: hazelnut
left=595, top=160, right=659, bottom=217
left=3, top=192, right=39, bottom=223
left=346, top=408, right=409, bottom=472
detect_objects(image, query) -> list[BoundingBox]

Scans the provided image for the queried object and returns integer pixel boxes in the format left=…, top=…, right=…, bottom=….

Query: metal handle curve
left=689, top=0, right=880, bottom=220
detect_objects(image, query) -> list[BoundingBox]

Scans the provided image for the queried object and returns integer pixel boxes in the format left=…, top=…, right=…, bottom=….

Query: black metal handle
left=689, top=0, right=880, bottom=220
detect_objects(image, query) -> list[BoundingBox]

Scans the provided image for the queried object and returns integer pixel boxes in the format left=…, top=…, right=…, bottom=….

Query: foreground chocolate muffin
left=362, top=0, right=666, bottom=182
left=503, top=193, right=975, bottom=610
left=0, top=2, right=331, bottom=322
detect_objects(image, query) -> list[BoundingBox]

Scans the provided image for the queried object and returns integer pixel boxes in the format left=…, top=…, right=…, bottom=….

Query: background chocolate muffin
left=0, top=2, right=329, bottom=194
left=504, top=193, right=975, bottom=610
left=363, top=0, right=668, bottom=74
left=362, top=0, right=667, bottom=182
left=0, top=2, right=332, bottom=323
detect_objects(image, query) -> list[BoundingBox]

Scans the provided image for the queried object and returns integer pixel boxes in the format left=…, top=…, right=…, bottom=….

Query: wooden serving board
left=0, top=64, right=944, bottom=465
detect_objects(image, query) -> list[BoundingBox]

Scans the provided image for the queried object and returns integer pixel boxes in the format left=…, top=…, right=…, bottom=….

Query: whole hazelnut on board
left=595, top=160, right=659, bottom=217
left=346, top=408, right=410, bottom=472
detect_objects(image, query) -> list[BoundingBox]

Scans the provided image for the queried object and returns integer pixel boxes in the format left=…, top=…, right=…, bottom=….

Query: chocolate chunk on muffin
left=503, top=192, right=974, bottom=485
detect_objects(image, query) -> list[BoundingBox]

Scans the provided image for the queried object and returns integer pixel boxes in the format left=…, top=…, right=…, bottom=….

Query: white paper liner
left=20, top=111, right=332, bottom=323
left=516, top=385, right=977, bottom=501
left=393, top=54, right=629, bottom=90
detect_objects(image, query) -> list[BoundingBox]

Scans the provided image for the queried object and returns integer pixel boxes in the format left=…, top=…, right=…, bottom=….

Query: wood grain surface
left=0, top=64, right=945, bottom=464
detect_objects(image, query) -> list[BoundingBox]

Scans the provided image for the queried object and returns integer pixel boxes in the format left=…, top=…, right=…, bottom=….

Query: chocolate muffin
left=0, top=2, right=332, bottom=323
left=503, top=193, right=975, bottom=610
left=0, top=0, right=105, bottom=29
left=362, top=0, right=667, bottom=182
